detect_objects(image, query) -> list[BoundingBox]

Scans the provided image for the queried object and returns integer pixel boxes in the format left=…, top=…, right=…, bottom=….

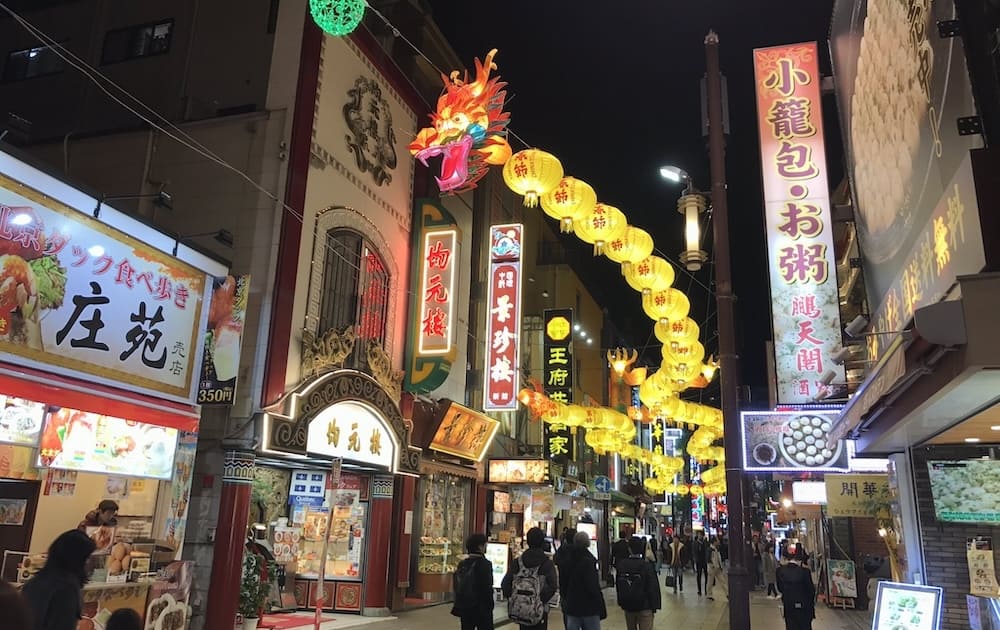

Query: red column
left=205, top=450, right=255, bottom=629
left=393, top=476, right=416, bottom=598
left=364, top=475, right=395, bottom=614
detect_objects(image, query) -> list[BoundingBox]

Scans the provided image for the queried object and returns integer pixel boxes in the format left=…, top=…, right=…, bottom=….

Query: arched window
left=318, top=229, right=390, bottom=369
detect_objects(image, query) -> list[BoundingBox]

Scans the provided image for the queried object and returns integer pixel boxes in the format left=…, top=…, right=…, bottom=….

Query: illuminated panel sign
left=753, top=42, right=844, bottom=404
left=483, top=224, right=522, bottom=410
left=417, top=229, right=457, bottom=355
left=543, top=308, right=574, bottom=463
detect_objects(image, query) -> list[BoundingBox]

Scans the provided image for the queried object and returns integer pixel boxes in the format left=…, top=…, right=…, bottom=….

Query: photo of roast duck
left=0, top=205, right=67, bottom=351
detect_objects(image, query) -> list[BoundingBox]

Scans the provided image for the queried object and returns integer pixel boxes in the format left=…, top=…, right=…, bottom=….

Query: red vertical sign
left=483, top=224, right=523, bottom=411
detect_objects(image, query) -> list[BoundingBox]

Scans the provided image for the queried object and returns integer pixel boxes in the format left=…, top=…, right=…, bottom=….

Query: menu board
left=741, top=411, right=848, bottom=472
left=927, top=460, right=1000, bottom=523
left=36, top=407, right=178, bottom=480
left=488, top=459, right=548, bottom=484
left=0, top=396, right=45, bottom=446
left=871, top=581, right=943, bottom=630
left=485, top=542, right=509, bottom=589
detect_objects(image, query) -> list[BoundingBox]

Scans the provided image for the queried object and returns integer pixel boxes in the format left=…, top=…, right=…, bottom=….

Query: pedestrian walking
left=666, top=535, right=685, bottom=593
left=502, top=528, right=558, bottom=630
left=776, top=547, right=815, bottom=630
left=559, top=532, right=606, bottom=630
left=452, top=534, right=495, bottom=630
left=0, top=578, right=32, bottom=630
left=707, top=538, right=727, bottom=601
left=615, top=536, right=661, bottom=630
left=105, top=608, right=142, bottom=630
left=21, top=529, right=96, bottom=630
left=649, top=535, right=660, bottom=574
left=692, top=532, right=710, bottom=595
left=763, top=544, right=779, bottom=598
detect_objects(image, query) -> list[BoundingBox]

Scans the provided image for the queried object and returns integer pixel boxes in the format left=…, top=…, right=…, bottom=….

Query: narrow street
left=270, top=579, right=873, bottom=630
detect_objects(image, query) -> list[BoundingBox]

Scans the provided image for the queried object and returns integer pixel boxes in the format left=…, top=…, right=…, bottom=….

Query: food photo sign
left=0, top=173, right=209, bottom=402
left=871, top=581, right=943, bottom=630
left=741, top=410, right=848, bottom=472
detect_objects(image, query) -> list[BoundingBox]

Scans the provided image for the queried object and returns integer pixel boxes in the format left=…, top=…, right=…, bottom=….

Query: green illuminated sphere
left=309, top=0, right=365, bottom=37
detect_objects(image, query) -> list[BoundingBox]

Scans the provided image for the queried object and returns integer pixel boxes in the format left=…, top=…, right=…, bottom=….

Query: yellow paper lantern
left=624, top=256, right=674, bottom=295
left=664, top=340, right=706, bottom=366
left=503, top=149, right=563, bottom=207
left=604, top=226, right=654, bottom=273
left=642, top=288, right=690, bottom=324
left=574, top=203, right=628, bottom=255
left=655, top=317, right=700, bottom=348
left=540, top=177, right=597, bottom=233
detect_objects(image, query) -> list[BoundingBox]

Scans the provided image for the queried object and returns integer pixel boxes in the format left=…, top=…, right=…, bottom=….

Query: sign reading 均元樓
left=543, top=308, right=575, bottom=464
left=824, top=473, right=890, bottom=517
left=304, top=400, right=397, bottom=471
left=197, top=275, right=250, bottom=406
left=0, top=173, right=208, bottom=402
left=483, top=224, right=522, bottom=410
left=405, top=199, right=460, bottom=394
left=753, top=42, right=844, bottom=404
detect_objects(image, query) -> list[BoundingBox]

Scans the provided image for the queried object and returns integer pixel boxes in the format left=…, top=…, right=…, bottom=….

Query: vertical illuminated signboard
left=543, top=308, right=575, bottom=463
left=417, top=229, right=458, bottom=355
left=483, top=224, right=523, bottom=410
left=753, top=42, right=844, bottom=404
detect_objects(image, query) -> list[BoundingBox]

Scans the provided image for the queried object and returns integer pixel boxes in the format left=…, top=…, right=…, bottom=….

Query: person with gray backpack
left=502, top=527, right=558, bottom=630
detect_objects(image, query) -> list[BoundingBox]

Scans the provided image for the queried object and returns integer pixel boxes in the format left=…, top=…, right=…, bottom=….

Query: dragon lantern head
left=410, top=48, right=512, bottom=193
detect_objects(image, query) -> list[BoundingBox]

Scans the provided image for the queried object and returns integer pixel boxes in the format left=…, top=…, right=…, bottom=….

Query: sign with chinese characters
left=0, top=173, right=208, bottom=402
left=824, top=473, right=890, bottom=517
left=753, top=43, right=844, bottom=404
left=483, top=224, right=522, bottom=410
left=543, top=308, right=575, bottom=463
left=197, top=275, right=249, bottom=406
left=428, top=401, right=499, bottom=462
left=37, top=407, right=179, bottom=480
left=830, top=0, right=984, bottom=364
left=967, top=537, right=1000, bottom=597
left=741, top=410, right=848, bottom=472
left=405, top=199, right=460, bottom=394
left=488, top=459, right=548, bottom=484
left=305, top=400, right=397, bottom=470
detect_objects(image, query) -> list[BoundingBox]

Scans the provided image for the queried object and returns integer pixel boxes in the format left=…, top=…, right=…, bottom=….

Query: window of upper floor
left=318, top=229, right=391, bottom=371
left=3, top=43, right=66, bottom=82
left=101, top=19, right=173, bottom=65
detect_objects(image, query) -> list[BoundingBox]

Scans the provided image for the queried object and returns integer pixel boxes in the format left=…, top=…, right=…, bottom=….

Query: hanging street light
left=677, top=193, right=708, bottom=272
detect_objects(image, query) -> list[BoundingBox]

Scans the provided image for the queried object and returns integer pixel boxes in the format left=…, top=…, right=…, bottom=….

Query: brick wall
left=912, top=445, right=1000, bottom=630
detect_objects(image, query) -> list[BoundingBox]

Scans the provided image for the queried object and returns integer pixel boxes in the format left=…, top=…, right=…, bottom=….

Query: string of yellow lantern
left=503, top=149, right=727, bottom=497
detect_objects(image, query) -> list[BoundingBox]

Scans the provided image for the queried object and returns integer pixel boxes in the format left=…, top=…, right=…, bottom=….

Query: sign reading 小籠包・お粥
left=753, top=42, right=844, bottom=404
left=483, top=224, right=522, bottom=411
left=543, top=308, right=574, bottom=463
left=0, top=174, right=208, bottom=401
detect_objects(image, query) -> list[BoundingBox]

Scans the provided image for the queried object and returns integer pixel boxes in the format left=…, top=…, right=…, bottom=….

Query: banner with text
left=543, top=308, right=574, bottom=464
left=197, top=275, right=249, bottom=405
left=484, top=224, right=522, bottom=410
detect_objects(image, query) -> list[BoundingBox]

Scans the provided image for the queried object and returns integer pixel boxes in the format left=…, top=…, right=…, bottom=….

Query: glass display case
left=410, top=473, right=471, bottom=599
left=296, top=502, right=366, bottom=581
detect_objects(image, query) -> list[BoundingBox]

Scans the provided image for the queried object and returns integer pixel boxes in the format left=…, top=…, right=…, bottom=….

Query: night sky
left=426, top=0, right=843, bottom=401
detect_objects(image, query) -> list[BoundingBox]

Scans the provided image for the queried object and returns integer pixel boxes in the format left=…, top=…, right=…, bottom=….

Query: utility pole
left=705, top=29, right=751, bottom=627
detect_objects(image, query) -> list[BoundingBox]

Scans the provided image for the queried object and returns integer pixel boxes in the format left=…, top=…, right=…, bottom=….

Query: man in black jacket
left=615, top=536, right=661, bottom=630
left=559, top=531, right=606, bottom=630
left=776, top=547, right=816, bottom=630
left=692, top=532, right=710, bottom=595
left=452, top=533, right=495, bottom=630
left=502, top=528, right=559, bottom=630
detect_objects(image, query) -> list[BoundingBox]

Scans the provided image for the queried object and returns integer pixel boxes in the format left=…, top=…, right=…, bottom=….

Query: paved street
left=282, top=575, right=874, bottom=630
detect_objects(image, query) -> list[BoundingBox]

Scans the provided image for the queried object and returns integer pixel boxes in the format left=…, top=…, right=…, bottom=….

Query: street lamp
left=660, top=166, right=709, bottom=272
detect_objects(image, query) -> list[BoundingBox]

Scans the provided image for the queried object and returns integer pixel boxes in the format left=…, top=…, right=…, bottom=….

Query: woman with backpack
left=502, top=528, right=558, bottom=630
left=559, top=531, right=607, bottom=630
left=615, top=536, right=660, bottom=630
left=452, top=534, right=495, bottom=630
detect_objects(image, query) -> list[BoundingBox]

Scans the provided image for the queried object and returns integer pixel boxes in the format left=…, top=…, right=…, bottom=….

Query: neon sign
left=483, top=224, right=522, bottom=410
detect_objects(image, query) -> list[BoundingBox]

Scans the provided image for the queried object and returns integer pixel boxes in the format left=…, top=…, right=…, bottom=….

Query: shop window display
left=417, top=475, right=468, bottom=576
left=297, top=489, right=367, bottom=581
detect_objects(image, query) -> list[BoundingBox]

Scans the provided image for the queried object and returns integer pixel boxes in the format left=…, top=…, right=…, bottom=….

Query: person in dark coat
left=692, top=532, right=710, bottom=595
left=452, top=533, right=495, bottom=630
left=22, top=529, right=96, bottom=630
left=0, top=578, right=32, bottom=629
left=776, top=548, right=816, bottom=630
left=502, top=528, right=558, bottom=630
left=560, top=532, right=606, bottom=630
left=615, top=536, right=661, bottom=630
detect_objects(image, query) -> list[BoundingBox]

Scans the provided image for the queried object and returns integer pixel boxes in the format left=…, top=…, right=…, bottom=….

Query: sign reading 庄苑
left=543, top=308, right=575, bottom=463
left=0, top=174, right=208, bottom=402
left=753, top=43, right=844, bottom=405
left=483, top=224, right=522, bottom=411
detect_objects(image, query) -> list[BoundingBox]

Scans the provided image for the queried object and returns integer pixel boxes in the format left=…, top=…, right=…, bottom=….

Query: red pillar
left=206, top=450, right=255, bottom=629
left=364, top=475, right=395, bottom=614
left=393, top=475, right=416, bottom=601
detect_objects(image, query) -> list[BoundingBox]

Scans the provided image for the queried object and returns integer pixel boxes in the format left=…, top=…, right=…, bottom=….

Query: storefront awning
left=0, top=362, right=200, bottom=433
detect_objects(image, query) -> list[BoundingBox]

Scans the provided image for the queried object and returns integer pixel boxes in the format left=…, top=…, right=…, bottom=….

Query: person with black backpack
left=452, top=534, right=495, bottom=630
left=502, top=527, right=558, bottom=630
left=559, top=531, right=606, bottom=630
left=615, top=536, right=661, bottom=630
